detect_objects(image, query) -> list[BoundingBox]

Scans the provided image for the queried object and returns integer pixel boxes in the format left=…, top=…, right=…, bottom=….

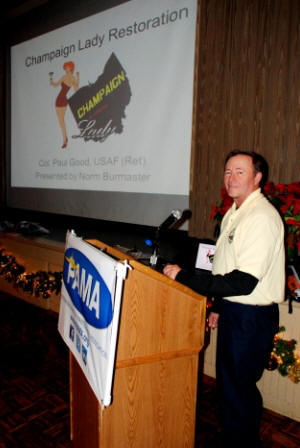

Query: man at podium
left=163, top=150, right=285, bottom=448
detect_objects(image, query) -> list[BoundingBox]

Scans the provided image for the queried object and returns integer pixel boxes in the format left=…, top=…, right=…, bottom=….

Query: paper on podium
left=195, top=243, right=216, bottom=271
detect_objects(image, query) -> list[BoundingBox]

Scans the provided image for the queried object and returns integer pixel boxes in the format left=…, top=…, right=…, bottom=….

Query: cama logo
left=63, top=248, right=113, bottom=329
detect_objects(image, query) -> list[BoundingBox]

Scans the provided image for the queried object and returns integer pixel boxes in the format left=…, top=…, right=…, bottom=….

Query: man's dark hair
left=224, top=149, right=269, bottom=187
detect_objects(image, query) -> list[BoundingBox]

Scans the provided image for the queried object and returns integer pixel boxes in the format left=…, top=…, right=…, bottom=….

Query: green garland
left=271, top=326, right=300, bottom=383
left=0, top=248, right=62, bottom=299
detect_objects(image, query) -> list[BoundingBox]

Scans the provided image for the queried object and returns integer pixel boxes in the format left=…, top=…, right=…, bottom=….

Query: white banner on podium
left=58, top=230, right=130, bottom=408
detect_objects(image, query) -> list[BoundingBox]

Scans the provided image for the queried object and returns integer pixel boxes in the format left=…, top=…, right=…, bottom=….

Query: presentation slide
left=8, top=0, right=198, bottom=226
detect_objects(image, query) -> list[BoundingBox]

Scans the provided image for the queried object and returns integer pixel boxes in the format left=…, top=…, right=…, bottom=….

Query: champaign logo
left=64, top=248, right=113, bottom=329
left=68, top=52, right=132, bottom=142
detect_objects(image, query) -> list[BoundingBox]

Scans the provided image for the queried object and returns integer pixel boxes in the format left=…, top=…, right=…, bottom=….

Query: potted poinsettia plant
left=209, top=187, right=233, bottom=238
left=264, top=181, right=300, bottom=304
left=263, top=181, right=300, bottom=263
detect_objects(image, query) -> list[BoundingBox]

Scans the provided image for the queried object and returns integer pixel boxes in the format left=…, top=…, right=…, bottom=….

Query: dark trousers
left=216, top=299, right=279, bottom=447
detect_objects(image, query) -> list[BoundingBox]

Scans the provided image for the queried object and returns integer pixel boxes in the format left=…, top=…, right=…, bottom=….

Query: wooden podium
left=69, top=240, right=207, bottom=448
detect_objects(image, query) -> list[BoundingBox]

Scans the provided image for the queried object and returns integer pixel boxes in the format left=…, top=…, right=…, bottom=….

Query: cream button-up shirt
left=212, top=189, right=285, bottom=305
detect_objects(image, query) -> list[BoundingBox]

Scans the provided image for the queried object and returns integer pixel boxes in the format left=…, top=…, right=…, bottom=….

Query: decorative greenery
left=0, top=248, right=62, bottom=299
left=271, top=327, right=300, bottom=384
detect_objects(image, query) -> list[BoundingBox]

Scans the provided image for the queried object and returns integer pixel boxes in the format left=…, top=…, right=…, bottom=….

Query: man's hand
left=208, top=312, right=219, bottom=329
left=163, top=264, right=182, bottom=280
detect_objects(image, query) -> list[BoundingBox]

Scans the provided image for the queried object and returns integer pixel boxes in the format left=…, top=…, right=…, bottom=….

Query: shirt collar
left=231, top=188, right=262, bottom=213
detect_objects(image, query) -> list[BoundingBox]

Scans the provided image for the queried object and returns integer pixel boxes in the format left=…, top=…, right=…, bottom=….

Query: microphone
left=158, top=209, right=182, bottom=231
left=149, top=209, right=183, bottom=269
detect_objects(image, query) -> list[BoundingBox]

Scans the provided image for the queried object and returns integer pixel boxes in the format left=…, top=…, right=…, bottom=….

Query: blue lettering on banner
left=63, top=248, right=113, bottom=329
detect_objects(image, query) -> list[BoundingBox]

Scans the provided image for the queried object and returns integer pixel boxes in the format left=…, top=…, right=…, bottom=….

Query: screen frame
left=4, top=0, right=198, bottom=229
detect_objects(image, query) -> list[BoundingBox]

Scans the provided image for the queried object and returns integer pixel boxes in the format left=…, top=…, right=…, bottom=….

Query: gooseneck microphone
left=150, top=209, right=183, bottom=269
left=158, top=209, right=183, bottom=231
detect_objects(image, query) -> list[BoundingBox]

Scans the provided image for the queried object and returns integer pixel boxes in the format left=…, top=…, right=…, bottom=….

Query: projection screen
left=7, top=0, right=198, bottom=227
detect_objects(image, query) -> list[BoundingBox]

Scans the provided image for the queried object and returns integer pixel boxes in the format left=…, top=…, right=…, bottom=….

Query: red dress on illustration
left=55, top=82, right=71, bottom=107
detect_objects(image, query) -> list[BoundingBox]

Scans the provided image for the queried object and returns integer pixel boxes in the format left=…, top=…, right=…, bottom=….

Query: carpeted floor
left=0, top=293, right=72, bottom=448
left=0, top=292, right=300, bottom=447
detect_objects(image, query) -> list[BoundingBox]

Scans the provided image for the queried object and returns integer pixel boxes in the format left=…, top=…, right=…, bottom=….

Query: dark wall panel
left=190, top=0, right=300, bottom=238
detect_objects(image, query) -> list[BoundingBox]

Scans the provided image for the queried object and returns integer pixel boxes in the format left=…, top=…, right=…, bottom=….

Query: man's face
left=224, top=154, right=262, bottom=207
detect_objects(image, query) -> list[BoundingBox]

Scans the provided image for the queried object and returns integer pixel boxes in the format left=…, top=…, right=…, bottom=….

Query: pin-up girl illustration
left=50, top=61, right=79, bottom=148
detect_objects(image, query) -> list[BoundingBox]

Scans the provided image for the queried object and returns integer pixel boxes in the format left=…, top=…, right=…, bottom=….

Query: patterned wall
left=190, top=0, right=300, bottom=238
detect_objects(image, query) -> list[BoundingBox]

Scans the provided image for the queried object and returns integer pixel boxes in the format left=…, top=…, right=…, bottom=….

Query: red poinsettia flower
left=293, top=199, right=300, bottom=215
left=287, top=233, right=295, bottom=248
left=280, top=205, right=289, bottom=215
left=287, top=182, right=300, bottom=194
left=221, top=187, right=229, bottom=199
left=264, top=181, right=276, bottom=196
left=276, top=183, right=286, bottom=194
left=209, top=205, right=218, bottom=220
left=286, top=219, right=298, bottom=226
left=285, top=194, right=295, bottom=208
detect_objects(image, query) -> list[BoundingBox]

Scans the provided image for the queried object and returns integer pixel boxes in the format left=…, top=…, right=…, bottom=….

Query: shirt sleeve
left=176, top=268, right=258, bottom=298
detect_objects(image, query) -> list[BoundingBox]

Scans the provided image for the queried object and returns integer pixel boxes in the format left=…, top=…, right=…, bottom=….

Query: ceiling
left=3, top=0, right=48, bottom=20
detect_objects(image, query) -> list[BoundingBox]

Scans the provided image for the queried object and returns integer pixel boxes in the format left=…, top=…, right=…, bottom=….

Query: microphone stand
left=149, top=227, right=160, bottom=269
left=148, top=209, right=190, bottom=270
